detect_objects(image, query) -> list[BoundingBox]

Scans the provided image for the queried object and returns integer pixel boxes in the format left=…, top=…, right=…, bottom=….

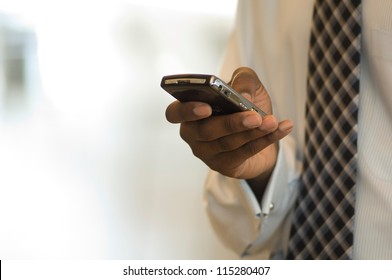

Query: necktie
left=287, top=0, right=362, bottom=259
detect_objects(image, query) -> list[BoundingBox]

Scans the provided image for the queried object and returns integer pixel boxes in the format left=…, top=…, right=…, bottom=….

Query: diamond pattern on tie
left=287, top=0, right=361, bottom=259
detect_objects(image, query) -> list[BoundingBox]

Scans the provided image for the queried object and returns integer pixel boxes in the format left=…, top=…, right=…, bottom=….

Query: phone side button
left=239, top=102, right=248, bottom=110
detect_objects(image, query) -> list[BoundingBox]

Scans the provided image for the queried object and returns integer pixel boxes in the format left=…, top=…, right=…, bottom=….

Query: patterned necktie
left=287, top=0, right=362, bottom=259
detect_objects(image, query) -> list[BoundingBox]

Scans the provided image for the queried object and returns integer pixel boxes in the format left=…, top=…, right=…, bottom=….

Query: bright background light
left=0, top=0, right=238, bottom=258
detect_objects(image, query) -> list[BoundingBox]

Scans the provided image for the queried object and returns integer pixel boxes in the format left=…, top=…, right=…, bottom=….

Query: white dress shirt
left=204, top=0, right=392, bottom=259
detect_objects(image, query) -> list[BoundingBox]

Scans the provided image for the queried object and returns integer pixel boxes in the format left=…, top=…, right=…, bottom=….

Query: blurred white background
left=0, top=0, right=238, bottom=259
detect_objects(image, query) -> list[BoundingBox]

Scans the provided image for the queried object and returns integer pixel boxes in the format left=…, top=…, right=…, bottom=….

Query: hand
left=165, top=67, right=293, bottom=192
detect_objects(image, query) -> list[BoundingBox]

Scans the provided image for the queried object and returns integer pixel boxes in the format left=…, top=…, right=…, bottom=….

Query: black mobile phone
left=160, top=74, right=266, bottom=116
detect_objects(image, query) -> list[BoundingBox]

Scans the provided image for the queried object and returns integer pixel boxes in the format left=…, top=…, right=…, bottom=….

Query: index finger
left=165, top=100, right=212, bottom=124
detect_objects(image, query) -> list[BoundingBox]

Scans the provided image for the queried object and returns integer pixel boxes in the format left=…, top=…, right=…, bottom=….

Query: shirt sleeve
left=203, top=135, right=300, bottom=259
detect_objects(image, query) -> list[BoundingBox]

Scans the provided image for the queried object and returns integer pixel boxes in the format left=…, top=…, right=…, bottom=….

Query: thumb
left=229, top=67, right=273, bottom=114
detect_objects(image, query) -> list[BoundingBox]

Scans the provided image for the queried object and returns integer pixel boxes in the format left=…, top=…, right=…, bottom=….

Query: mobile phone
left=161, top=74, right=267, bottom=116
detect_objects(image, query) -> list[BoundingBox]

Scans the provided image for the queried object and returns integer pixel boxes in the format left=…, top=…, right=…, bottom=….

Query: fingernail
left=241, top=92, right=252, bottom=101
left=258, top=115, right=276, bottom=131
left=242, top=114, right=262, bottom=128
left=279, top=121, right=293, bottom=132
left=193, top=104, right=211, bottom=117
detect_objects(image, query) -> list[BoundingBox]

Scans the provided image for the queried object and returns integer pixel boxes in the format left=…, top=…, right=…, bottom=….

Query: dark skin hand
left=165, top=67, right=293, bottom=201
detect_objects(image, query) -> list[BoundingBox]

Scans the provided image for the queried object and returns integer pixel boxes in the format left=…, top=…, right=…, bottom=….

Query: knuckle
left=240, top=139, right=264, bottom=158
left=196, top=127, right=213, bottom=141
left=207, top=156, right=241, bottom=178
left=190, top=146, right=203, bottom=159
left=244, top=142, right=260, bottom=156
left=216, top=137, right=234, bottom=152
left=195, top=118, right=219, bottom=141
left=207, top=158, right=225, bottom=173
left=179, top=124, right=191, bottom=142
left=222, top=116, right=238, bottom=134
